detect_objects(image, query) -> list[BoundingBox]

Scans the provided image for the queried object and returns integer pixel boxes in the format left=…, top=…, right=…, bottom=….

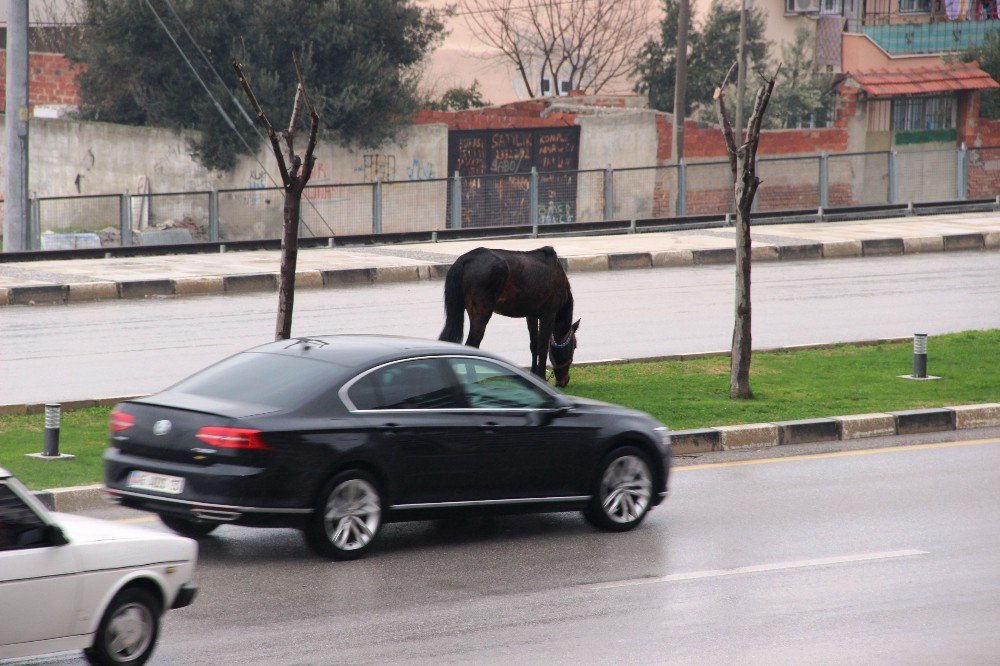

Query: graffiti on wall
left=447, top=127, right=581, bottom=228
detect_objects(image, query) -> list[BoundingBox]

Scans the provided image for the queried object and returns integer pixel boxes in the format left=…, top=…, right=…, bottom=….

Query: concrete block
left=692, top=248, right=735, bottom=265
left=822, top=240, right=862, bottom=258
left=983, top=231, right=1000, bottom=249
left=715, top=423, right=779, bottom=450
left=751, top=246, right=780, bottom=262
left=608, top=252, right=652, bottom=270
left=892, top=408, right=955, bottom=435
left=0, top=287, right=10, bottom=306
left=68, top=282, right=119, bottom=303
left=942, top=233, right=984, bottom=252
left=322, top=267, right=377, bottom=287
left=778, top=243, right=823, bottom=261
left=223, top=273, right=277, bottom=293
left=948, top=403, right=1000, bottom=429
left=374, top=266, right=421, bottom=284
left=835, top=413, right=896, bottom=439
left=136, top=228, right=193, bottom=246
left=903, top=236, right=944, bottom=254
left=862, top=238, right=904, bottom=256
left=294, top=271, right=324, bottom=289
left=173, top=276, right=224, bottom=296
left=40, top=232, right=102, bottom=250
left=0, top=403, right=28, bottom=415
left=10, top=284, right=68, bottom=305
left=775, top=418, right=841, bottom=445
left=651, top=250, right=693, bottom=267
left=119, top=279, right=174, bottom=299
left=565, top=255, right=610, bottom=272
left=48, top=484, right=108, bottom=512
left=669, top=429, right=720, bottom=455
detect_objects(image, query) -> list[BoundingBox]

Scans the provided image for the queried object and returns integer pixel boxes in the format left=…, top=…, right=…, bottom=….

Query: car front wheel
left=584, top=446, right=654, bottom=532
left=84, top=587, right=161, bottom=666
left=159, top=514, right=219, bottom=538
left=303, top=471, right=383, bottom=560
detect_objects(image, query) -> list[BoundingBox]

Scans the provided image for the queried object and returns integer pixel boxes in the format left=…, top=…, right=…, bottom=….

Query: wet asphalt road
left=9, top=430, right=1000, bottom=665
left=2, top=251, right=999, bottom=405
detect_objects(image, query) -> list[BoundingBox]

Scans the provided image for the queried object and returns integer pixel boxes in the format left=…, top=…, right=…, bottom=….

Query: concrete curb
left=669, top=403, right=1000, bottom=455
left=0, top=231, right=997, bottom=308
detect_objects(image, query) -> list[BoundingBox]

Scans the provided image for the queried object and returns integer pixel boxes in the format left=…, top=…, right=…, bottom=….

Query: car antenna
left=285, top=337, right=329, bottom=351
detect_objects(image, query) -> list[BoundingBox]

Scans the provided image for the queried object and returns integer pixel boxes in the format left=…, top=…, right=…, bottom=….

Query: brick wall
left=0, top=51, right=83, bottom=111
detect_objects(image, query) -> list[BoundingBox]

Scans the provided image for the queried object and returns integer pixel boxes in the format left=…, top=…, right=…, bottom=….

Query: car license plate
left=127, top=470, right=185, bottom=495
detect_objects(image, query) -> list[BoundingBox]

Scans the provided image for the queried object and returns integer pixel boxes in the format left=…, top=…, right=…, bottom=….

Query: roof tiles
left=852, top=63, right=1000, bottom=97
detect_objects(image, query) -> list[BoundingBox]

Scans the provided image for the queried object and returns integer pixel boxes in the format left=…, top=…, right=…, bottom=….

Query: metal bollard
left=26, top=403, right=75, bottom=460
left=912, top=333, right=928, bottom=379
left=44, top=404, right=61, bottom=456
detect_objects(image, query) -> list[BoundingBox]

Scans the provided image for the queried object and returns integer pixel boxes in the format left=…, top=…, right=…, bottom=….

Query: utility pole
left=672, top=0, right=689, bottom=163
left=5, top=0, right=31, bottom=252
left=734, top=0, right=749, bottom=144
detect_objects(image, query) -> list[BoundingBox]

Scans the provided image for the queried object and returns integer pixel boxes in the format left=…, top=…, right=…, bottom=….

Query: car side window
left=447, top=358, right=553, bottom=409
left=0, top=484, right=51, bottom=551
left=347, top=359, right=461, bottom=410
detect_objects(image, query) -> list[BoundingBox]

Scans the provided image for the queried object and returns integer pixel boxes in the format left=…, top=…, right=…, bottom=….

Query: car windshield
left=166, top=352, right=339, bottom=410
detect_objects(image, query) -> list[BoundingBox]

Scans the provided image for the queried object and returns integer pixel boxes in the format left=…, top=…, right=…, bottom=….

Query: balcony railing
left=847, top=8, right=1000, bottom=54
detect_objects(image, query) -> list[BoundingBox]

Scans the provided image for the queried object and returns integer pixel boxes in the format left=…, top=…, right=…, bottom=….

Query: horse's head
left=549, top=319, right=581, bottom=388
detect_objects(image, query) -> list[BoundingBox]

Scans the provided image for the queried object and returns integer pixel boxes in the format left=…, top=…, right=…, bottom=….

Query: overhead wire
left=143, top=0, right=333, bottom=235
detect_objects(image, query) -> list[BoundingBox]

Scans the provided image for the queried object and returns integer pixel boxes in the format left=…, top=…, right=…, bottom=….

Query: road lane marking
left=676, top=437, right=1000, bottom=471
left=581, top=549, right=929, bottom=591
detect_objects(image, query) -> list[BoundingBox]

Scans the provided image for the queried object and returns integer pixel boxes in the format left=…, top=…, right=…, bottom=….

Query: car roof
left=245, top=334, right=507, bottom=369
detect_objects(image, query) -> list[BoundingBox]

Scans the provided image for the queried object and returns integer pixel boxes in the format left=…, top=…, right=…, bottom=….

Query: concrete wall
left=0, top=115, right=448, bottom=239
left=577, top=111, right=658, bottom=220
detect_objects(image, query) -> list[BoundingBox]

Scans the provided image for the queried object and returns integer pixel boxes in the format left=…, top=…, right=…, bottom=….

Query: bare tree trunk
left=276, top=193, right=301, bottom=340
left=233, top=55, right=319, bottom=341
left=714, top=64, right=779, bottom=399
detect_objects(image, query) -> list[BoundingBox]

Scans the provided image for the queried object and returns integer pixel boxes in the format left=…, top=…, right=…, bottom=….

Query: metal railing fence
left=19, top=144, right=1000, bottom=250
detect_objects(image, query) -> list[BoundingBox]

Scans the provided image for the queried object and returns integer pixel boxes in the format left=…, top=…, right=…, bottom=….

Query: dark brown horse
left=439, top=246, right=580, bottom=387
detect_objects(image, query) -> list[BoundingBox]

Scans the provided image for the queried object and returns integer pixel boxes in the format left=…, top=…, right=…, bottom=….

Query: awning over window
left=852, top=64, right=999, bottom=97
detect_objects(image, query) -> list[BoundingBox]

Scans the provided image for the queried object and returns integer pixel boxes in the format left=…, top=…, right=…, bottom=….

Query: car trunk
left=113, top=394, right=280, bottom=465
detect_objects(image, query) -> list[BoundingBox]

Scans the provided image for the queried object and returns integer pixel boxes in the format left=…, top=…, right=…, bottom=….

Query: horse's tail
left=439, top=261, right=466, bottom=343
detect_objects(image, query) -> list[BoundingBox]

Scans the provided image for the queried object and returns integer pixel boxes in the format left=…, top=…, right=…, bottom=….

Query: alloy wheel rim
left=324, top=479, right=381, bottom=550
left=600, top=455, right=652, bottom=524
left=106, top=602, right=154, bottom=661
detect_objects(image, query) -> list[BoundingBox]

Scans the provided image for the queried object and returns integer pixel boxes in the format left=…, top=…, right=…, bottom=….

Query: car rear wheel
left=84, top=587, right=161, bottom=666
left=159, top=514, right=219, bottom=538
left=584, top=446, right=654, bottom=532
left=303, top=471, right=383, bottom=560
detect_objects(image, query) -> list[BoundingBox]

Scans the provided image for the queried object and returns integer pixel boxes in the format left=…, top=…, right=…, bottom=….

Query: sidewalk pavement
left=1, top=211, right=998, bottom=306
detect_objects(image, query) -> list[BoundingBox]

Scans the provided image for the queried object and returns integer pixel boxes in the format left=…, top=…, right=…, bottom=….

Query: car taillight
left=110, top=411, right=135, bottom=432
left=195, top=427, right=271, bottom=450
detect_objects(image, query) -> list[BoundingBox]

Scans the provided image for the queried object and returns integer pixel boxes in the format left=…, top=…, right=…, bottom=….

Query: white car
left=0, top=466, right=198, bottom=665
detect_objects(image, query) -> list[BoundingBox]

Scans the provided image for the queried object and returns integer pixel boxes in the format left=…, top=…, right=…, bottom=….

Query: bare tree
left=458, top=0, right=653, bottom=97
left=713, top=62, right=779, bottom=399
left=232, top=54, right=319, bottom=341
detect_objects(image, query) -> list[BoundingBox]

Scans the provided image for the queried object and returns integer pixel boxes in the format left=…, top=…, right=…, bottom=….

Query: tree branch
left=232, top=57, right=290, bottom=188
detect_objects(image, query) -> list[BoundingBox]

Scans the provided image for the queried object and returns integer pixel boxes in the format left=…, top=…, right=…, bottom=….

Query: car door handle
left=480, top=421, right=499, bottom=434
left=380, top=422, right=401, bottom=437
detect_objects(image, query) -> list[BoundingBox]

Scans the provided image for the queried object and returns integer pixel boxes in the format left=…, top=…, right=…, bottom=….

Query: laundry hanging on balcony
left=945, top=0, right=968, bottom=20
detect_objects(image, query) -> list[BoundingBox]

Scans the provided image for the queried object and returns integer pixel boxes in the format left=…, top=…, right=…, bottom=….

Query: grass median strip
left=1, top=329, right=998, bottom=491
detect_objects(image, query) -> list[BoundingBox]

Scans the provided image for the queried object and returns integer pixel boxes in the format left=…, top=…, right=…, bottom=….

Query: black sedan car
left=104, top=336, right=671, bottom=559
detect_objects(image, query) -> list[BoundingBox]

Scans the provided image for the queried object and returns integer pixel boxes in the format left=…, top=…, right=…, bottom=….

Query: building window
left=891, top=95, right=954, bottom=131
left=898, top=0, right=932, bottom=12
left=820, top=0, right=844, bottom=14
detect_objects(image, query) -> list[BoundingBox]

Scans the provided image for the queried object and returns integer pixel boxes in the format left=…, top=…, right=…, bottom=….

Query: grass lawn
left=1, top=330, right=997, bottom=491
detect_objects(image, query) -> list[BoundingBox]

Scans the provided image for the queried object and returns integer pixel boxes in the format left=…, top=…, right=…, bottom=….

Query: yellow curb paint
left=675, top=437, right=1000, bottom=471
